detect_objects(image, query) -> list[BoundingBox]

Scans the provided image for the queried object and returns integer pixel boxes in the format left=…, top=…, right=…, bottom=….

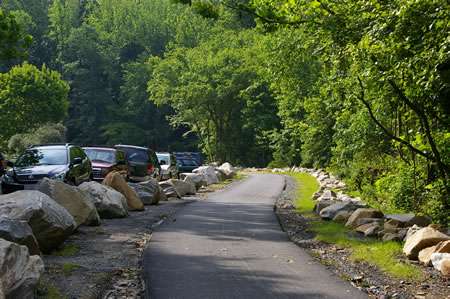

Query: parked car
left=114, top=145, right=161, bottom=182
left=83, top=147, right=130, bottom=182
left=156, top=152, right=179, bottom=180
left=0, top=151, right=5, bottom=176
left=173, top=152, right=203, bottom=166
left=1, top=143, right=92, bottom=194
left=176, top=156, right=201, bottom=173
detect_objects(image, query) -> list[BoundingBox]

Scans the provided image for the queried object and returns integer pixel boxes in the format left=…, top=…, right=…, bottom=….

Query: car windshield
left=16, top=148, right=67, bottom=166
left=157, top=155, right=170, bottom=165
left=177, top=158, right=199, bottom=166
left=84, top=149, right=115, bottom=163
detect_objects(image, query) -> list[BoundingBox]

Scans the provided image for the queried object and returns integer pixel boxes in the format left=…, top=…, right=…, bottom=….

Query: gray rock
left=356, top=218, right=384, bottom=227
left=345, top=208, right=384, bottom=229
left=78, top=182, right=128, bottom=218
left=0, top=239, right=44, bottom=298
left=180, top=173, right=207, bottom=190
left=0, top=215, right=40, bottom=256
left=332, top=210, right=353, bottom=222
left=314, top=200, right=337, bottom=213
left=364, top=225, right=382, bottom=237
left=317, top=190, right=337, bottom=201
left=36, top=177, right=100, bottom=227
left=215, top=169, right=228, bottom=181
left=182, top=176, right=197, bottom=195
left=128, top=179, right=161, bottom=205
left=382, top=233, right=403, bottom=242
left=320, top=200, right=367, bottom=220
left=385, top=213, right=431, bottom=228
left=192, top=166, right=219, bottom=185
left=403, top=227, right=450, bottom=259
left=167, top=179, right=192, bottom=197
left=218, top=162, right=237, bottom=178
left=0, top=191, right=75, bottom=253
left=159, top=181, right=181, bottom=198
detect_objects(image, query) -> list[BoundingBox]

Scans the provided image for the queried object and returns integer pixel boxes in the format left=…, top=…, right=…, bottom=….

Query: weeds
left=51, top=245, right=77, bottom=256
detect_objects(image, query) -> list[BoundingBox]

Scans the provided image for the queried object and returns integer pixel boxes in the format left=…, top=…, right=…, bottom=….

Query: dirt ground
left=37, top=175, right=449, bottom=298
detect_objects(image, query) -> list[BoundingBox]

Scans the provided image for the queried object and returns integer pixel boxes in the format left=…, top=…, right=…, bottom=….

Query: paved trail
left=143, top=174, right=367, bottom=298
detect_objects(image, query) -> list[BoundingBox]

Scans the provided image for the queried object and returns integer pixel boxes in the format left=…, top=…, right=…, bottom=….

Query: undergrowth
left=286, top=171, right=424, bottom=281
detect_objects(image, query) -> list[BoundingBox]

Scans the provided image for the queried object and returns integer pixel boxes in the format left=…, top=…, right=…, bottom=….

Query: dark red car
left=82, top=147, right=130, bottom=182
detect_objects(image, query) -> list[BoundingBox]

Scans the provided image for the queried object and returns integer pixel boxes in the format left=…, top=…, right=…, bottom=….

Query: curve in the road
left=143, top=174, right=367, bottom=298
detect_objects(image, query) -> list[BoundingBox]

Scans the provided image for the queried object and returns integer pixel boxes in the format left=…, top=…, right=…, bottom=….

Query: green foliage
left=0, top=9, right=32, bottom=60
left=0, top=62, right=69, bottom=148
left=51, top=245, right=77, bottom=256
left=8, top=122, right=66, bottom=154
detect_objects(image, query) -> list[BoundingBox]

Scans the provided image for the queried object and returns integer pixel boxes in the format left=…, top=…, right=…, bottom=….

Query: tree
left=0, top=9, right=32, bottom=60
left=0, top=62, right=69, bottom=147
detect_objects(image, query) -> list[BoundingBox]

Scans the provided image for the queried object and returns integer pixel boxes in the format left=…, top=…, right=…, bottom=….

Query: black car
left=176, top=156, right=201, bottom=173
left=1, top=143, right=93, bottom=194
left=114, top=145, right=161, bottom=182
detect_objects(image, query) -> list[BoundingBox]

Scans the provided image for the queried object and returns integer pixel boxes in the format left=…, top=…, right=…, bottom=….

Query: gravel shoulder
left=38, top=175, right=449, bottom=298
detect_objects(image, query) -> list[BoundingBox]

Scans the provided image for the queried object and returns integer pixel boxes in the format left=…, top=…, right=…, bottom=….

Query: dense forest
left=0, top=0, right=448, bottom=223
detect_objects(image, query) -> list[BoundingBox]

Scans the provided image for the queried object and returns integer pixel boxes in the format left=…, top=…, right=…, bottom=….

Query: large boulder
left=319, top=200, right=367, bottom=220
left=385, top=213, right=431, bottom=228
left=314, top=200, right=337, bottom=213
left=345, top=208, right=384, bottom=229
left=0, top=215, right=40, bottom=256
left=102, top=171, right=144, bottom=211
left=418, top=240, right=450, bottom=266
left=0, top=239, right=44, bottom=299
left=430, top=253, right=450, bottom=275
left=128, top=179, right=162, bottom=205
left=159, top=181, right=181, bottom=199
left=36, top=177, right=100, bottom=228
left=78, top=182, right=128, bottom=218
left=215, top=169, right=228, bottom=182
left=183, top=176, right=197, bottom=195
left=0, top=191, right=75, bottom=253
left=179, top=173, right=207, bottom=190
left=192, top=166, right=219, bottom=185
left=317, top=190, right=337, bottom=201
left=403, top=227, right=450, bottom=259
left=218, top=163, right=236, bottom=179
left=167, top=179, right=193, bottom=197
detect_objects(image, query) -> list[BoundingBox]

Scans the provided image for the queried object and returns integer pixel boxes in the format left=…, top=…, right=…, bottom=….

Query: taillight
left=147, top=164, right=153, bottom=171
left=0, top=160, right=4, bottom=168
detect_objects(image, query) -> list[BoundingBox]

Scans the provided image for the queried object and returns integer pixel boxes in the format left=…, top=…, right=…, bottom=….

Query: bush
left=8, top=123, right=66, bottom=153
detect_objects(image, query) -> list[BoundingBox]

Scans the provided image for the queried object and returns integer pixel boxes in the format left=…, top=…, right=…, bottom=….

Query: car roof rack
left=30, top=143, right=74, bottom=148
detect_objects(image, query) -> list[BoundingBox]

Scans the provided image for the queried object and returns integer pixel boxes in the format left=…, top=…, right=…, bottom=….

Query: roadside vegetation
left=290, top=172, right=424, bottom=280
left=0, top=0, right=447, bottom=223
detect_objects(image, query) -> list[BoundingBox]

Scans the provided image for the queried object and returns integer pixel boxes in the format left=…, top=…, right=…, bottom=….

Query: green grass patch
left=51, top=245, right=77, bottom=256
left=352, top=241, right=424, bottom=280
left=39, top=279, right=67, bottom=299
left=282, top=172, right=319, bottom=213
left=62, top=262, right=77, bottom=274
left=307, top=219, right=424, bottom=280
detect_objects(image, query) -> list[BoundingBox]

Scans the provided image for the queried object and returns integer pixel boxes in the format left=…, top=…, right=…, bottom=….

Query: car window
left=16, top=148, right=68, bottom=166
left=178, top=158, right=199, bottom=166
left=84, top=149, right=116, bottom=163
left=122, top=148, right=150, bottom=163
left=157, top=155, right=170, bottom=165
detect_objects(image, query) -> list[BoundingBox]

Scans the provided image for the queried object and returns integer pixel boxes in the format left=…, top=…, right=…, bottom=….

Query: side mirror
left=73, top=157, right=83, bottom=165
left=6, top=161, right=14, bottom=167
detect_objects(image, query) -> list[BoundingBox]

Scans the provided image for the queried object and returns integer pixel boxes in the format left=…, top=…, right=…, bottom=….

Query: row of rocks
left=0, top=162, right=237, bottom=298
left=298, top=168, right=450, bottom=277
left=244, top=166, right=450, bottom=277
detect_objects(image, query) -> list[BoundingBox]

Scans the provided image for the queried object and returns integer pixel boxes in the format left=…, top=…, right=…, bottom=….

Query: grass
left=209, top=172, right=246, bottom=188
left=285, top=171, right=424, bottom=281
left=39, top=279, right=67, bottom=299
left=51, top=245, right=77, bottom=256
left=281, top=172, right=319, bottom=213
left=62, top=262, right=78, bottom=274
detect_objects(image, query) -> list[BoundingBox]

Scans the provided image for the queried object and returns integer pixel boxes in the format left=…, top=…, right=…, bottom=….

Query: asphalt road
left=143, top=174, right=367, bottom=298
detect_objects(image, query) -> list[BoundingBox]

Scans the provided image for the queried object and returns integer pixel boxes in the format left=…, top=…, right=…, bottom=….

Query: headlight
left=2, top=174, right=14, bottom=183
left=50, top=171, right=66, bottom=181
left=101, top=168, right=109, bottom=175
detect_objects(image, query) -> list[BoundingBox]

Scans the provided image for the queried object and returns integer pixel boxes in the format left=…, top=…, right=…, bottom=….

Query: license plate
left=23, top=184, right=36, bottom=190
